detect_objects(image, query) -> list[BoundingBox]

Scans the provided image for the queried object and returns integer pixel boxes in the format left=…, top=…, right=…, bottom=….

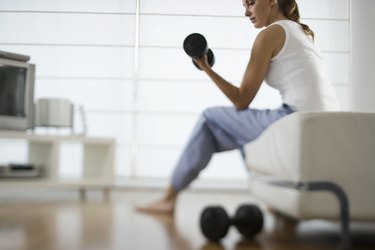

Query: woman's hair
left=277, top=0, right=314, bottom=41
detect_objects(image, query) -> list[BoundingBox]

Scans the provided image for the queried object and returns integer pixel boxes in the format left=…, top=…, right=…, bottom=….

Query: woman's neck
left=267, top=7, right=287, bottom=25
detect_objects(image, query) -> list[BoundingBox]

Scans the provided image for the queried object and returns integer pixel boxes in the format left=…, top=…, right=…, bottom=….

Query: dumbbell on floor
left=183, top=33, right=215, bottom=70
left=200, top=204, right=264, bottom=242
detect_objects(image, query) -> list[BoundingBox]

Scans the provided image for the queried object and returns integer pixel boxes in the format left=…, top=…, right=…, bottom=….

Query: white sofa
left=244, top=112, right=375, bottom=249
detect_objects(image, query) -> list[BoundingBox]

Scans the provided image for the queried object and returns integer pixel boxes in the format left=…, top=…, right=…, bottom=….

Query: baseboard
left=113, top=177, right=249, bottom=192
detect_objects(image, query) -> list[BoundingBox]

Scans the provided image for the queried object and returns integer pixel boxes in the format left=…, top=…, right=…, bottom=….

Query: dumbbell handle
left=230, top=218, right=248, bottom=225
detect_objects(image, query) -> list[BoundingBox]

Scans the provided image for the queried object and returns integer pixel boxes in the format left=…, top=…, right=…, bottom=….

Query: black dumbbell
left=183, top=33, right=215, bottom=70
left=200, top=204, right=263, bottom=242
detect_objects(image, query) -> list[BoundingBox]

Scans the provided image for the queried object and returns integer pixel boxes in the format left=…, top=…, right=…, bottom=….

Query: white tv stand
left=0, top=130, right=115, bottom=199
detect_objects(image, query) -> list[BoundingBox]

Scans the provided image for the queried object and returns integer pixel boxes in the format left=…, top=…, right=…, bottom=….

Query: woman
left=137, top=0, right=339, bottom=215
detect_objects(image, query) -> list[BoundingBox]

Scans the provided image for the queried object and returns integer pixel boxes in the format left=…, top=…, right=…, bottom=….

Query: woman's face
left=242, top=0, right=274, bottom=28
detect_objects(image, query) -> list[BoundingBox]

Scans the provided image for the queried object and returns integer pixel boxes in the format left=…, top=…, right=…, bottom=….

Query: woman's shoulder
left=258, top=21, right=287, bottom=39
left=253, top=21, right=288, bottom=59
left=268, top=19, right=297, bottom=29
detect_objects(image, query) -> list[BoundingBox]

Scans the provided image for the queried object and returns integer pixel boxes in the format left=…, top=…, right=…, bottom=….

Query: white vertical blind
left=350, top=0, right=375, bottom=112
left=0, top=0, right=351, bottom=183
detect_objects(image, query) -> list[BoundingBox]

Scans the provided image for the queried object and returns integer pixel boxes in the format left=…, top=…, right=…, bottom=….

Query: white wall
left=0, top=0, right=351, bottom=184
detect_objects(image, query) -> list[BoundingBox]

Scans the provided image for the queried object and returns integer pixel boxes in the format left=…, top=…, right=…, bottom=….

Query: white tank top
left=265, top=20, right=340, bottom=111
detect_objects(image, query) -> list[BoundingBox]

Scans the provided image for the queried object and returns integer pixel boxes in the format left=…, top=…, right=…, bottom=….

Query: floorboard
left=0, top=189, right=374, bottom=250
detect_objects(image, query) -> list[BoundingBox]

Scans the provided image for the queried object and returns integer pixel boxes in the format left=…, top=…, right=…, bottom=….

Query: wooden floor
left=0, top=188, right=374, bottom=250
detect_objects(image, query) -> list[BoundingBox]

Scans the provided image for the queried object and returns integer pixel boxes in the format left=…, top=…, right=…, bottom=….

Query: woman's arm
left=195, top=25, right=285, bottom=110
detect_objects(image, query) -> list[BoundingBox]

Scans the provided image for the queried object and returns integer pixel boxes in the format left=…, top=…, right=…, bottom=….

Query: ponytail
left=277, top=0, right=314, bottom=41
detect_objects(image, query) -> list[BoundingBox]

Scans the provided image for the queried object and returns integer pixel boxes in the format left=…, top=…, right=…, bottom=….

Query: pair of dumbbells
left=183, top=33, right=215, bottom=70
left=200, top=204, right=264, bottom=241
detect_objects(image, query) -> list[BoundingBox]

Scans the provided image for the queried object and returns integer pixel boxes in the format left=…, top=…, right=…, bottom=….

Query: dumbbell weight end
left=200, top=206, right=230, bottom=242
left=234, top=204, right=264, bottom=238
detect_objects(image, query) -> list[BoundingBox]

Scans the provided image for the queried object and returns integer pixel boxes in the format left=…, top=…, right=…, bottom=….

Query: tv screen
left=0, top=57, right=35, bottom=131
left=0, top=65, right=27, bottom=117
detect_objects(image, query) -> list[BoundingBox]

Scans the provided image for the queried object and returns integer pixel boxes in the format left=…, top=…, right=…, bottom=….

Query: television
left=0, top=57, right=35, bottom=131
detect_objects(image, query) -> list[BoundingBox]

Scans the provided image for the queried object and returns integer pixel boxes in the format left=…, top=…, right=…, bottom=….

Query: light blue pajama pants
left=171, top=104, right=295, bottom=191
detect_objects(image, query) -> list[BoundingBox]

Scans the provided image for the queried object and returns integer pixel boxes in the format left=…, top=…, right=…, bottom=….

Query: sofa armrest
left=245, top=111, right=375, bottom=182
left=244, top=111, right=375, bottom=219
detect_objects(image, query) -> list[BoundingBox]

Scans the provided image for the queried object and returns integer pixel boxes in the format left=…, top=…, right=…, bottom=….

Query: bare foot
left=136, top=186, right=178, bottom=215
left=136, top=198, right=175, bottom=215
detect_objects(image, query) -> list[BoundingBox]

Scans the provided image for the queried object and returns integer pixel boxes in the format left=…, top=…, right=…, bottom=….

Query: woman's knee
left=201, top=106, right=229, bottom=121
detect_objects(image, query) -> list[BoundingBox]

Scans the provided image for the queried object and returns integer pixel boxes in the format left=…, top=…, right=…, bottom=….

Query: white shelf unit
left=0, top=130, right=115, bottom=195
